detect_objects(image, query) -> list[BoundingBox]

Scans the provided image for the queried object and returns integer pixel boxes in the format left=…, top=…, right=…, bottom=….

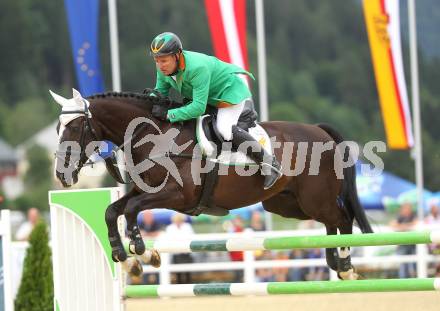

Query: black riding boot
left=231, top=126, right=282, bottom=189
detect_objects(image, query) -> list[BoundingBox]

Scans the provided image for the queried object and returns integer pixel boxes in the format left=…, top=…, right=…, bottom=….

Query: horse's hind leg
left=291, top=171, right=359, bottom=279
left=324, top=225, right=339, bottom=272
left=336, top=220, right=360, bottom=280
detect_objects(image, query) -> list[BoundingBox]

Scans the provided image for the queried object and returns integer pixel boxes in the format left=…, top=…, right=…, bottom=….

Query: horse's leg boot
left=127, top=225, right=146, bottom=255
left=231, top=125, right=282, bottom=189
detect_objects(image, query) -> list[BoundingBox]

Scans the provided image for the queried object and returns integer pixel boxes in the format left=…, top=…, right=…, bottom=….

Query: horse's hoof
left=111, top=249, right=127, bottom=262
left=122, top=257, right=143, bottom=277
left=149, top=250, right=161, bottom=268
left=138, top=249, right=161, bottom=268
left=129, top=259, right=143, bottom=277
left=337, top=268, right=360, bottom=280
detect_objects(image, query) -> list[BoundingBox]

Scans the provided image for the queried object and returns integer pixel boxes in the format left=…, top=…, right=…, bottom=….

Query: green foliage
left=2, top=97, right=58, bottom=146
left=13, top=145, right=51, bottom=211
left=24, top=144, right=52, bottom=187
left=14, top=221, right=53, bottom=311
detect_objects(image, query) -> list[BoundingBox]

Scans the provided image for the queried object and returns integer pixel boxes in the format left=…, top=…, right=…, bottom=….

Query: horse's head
left=50, top=88, right=98, bottom=187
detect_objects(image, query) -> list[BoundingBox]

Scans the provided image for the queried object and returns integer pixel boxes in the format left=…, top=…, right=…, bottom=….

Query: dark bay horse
left=52, top=89, right=372, bottom=280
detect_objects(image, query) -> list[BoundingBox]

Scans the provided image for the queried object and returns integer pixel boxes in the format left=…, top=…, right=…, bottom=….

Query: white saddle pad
left=196, top=115, right=272, bottom=166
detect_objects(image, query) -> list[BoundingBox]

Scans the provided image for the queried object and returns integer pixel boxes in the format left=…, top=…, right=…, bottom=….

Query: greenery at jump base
left=2, top=1, right=440, bottom=211
left=14, top=221, right=53, bottom=311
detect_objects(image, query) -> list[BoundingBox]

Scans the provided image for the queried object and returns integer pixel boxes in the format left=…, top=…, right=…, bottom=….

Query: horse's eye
left=71, top=127, right=80, bottom=133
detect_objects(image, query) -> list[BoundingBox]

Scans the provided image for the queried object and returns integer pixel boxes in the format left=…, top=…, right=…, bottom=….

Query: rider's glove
left=143, top=88, right=159, bottom=96
left=152, top=105, right=168, bottom=121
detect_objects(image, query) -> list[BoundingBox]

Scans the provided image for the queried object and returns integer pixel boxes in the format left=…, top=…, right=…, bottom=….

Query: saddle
left=185, top=100, right=273, bottom=217
left=197, top=100, right=272, bottom=165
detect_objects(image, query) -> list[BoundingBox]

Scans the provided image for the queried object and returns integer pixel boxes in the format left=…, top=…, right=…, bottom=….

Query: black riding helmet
left=150, top=32, right=182, bottom=57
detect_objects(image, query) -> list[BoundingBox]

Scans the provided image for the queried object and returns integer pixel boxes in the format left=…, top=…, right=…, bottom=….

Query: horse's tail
left=317, top=123, right=373, bottom=233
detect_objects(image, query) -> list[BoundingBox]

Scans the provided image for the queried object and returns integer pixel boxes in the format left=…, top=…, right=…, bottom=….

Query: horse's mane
left=87, top=91, right=173, bottom=110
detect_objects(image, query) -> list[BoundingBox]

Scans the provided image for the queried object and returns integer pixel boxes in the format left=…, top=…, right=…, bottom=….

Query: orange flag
left=363, top=0, right=414, bottom=149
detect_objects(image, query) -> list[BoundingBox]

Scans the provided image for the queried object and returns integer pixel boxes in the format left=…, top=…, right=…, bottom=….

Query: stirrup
left=262, top=162, right=283, bottom=190
left=261, top=162, right=282, bottom=175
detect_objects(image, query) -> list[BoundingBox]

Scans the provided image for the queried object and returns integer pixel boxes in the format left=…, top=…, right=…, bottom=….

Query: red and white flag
left=204, top=0, right=249, bottom=83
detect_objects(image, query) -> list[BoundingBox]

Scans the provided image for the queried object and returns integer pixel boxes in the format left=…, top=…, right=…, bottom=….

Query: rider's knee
left=216, top=124, right=233, bottom=141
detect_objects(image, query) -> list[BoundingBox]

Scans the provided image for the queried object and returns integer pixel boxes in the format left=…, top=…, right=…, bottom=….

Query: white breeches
left=215, top=99, right=248, bottom=141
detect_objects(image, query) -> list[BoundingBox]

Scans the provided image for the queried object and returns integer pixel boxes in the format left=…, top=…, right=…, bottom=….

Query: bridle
left=55, top=100, right=100, bottom=177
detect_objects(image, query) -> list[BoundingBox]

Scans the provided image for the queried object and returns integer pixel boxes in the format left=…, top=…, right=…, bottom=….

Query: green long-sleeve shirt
left=154, top=50, right=254, bottom=122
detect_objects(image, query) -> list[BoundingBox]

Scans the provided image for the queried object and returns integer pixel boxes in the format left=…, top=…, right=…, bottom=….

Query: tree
left=14, top=221, right=53, bottom=311
left=13, top=144, right=52, bottom=211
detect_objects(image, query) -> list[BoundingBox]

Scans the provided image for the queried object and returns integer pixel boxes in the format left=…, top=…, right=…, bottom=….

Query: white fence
left=1, top=210, right=13, bottom=311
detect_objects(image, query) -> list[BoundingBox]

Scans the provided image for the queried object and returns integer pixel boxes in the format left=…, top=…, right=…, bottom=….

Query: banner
left=363, top=0, right=414, bottom=149
left=204, top=0, right=249, bottom=78
left=64, top=0, right=105, bottom=96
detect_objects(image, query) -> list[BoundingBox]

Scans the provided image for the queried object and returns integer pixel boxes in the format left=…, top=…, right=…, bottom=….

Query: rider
left=149, top=32, right=282, bottom=189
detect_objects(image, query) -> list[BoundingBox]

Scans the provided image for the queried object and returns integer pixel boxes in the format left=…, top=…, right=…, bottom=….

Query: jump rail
left=125, top=231, right=440, bottom=253
left=124, top=278, right=440, bottom=298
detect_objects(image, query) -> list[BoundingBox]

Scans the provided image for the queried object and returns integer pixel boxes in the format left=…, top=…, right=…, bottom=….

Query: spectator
left=249, top=211, right=266, bottom=231
left=165, top=213, right=194, bottom=284
left=390, top=202, right=417, bottom=278
left=288, top=249, right=307, bottom=281
left=425, top=203, right=440, bottom=256
left=255, top=250, right=274, bottom=282
left=138, top=210, right=161, bottom=238
left=272, top=252, right=289, bottom=282
left=305, top=249, right=328, bottom=281
left=425, top=203, right=440, bottom=226
left=15, top=207, right=40, bottom=241
left=228, top=215, right=244, bottom=282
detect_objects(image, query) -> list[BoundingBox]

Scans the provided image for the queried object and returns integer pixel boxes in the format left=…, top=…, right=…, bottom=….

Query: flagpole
left=108, top=0, right=126, bottom=193
left=255, top=0, right=272, bottom=230
left=108, top=0, right=121, bottom=92
left=255, top=0, right=269, bottom=122
left=408, top=0, right=424, bottom=222
left=408, top=0, right=426, bottom=278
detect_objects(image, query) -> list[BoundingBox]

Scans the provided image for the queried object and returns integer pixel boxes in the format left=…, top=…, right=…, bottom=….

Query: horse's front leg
left=105, top=189, right=141, bottom=275
left=124, top=184, right=185, bottom=267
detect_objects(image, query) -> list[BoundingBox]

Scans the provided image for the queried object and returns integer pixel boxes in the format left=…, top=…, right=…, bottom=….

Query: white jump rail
left=0, top=210, right=13, bottom=311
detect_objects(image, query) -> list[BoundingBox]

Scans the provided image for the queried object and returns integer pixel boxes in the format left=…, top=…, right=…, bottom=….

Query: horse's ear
left=72, top=88, right=83, bottom=100
left=49, top=90, right=69, bottom=107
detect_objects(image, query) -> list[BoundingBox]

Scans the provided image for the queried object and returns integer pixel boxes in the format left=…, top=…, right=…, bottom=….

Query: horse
left=51, top=88, right=372, bottom=280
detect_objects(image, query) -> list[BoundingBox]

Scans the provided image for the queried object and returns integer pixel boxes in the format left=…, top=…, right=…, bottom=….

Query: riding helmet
left=150, top=32, right=182, bottom=57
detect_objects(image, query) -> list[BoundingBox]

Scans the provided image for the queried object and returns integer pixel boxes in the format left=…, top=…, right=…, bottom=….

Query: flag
left=204, top=0, right=249, bottom=83
left=363, top=0, right=414, bottom=149
left=64, top=0, right=104, bottom=96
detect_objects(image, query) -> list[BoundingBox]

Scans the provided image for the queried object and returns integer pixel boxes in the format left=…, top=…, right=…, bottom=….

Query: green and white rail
left=136, top=230, right=440, bottom=253
left=125, top=278, right=440, bottom=298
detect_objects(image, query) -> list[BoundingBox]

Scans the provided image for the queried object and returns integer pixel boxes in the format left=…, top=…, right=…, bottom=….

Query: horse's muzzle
left=56, top=171, right=78, bottom=188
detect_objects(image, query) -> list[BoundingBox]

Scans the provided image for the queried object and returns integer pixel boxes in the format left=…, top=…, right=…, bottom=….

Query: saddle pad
left=196, top=115, right=272, bottom=166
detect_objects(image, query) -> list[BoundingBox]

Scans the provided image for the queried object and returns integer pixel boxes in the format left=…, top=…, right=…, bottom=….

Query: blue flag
left=64, top=0, right=104, bottom=96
